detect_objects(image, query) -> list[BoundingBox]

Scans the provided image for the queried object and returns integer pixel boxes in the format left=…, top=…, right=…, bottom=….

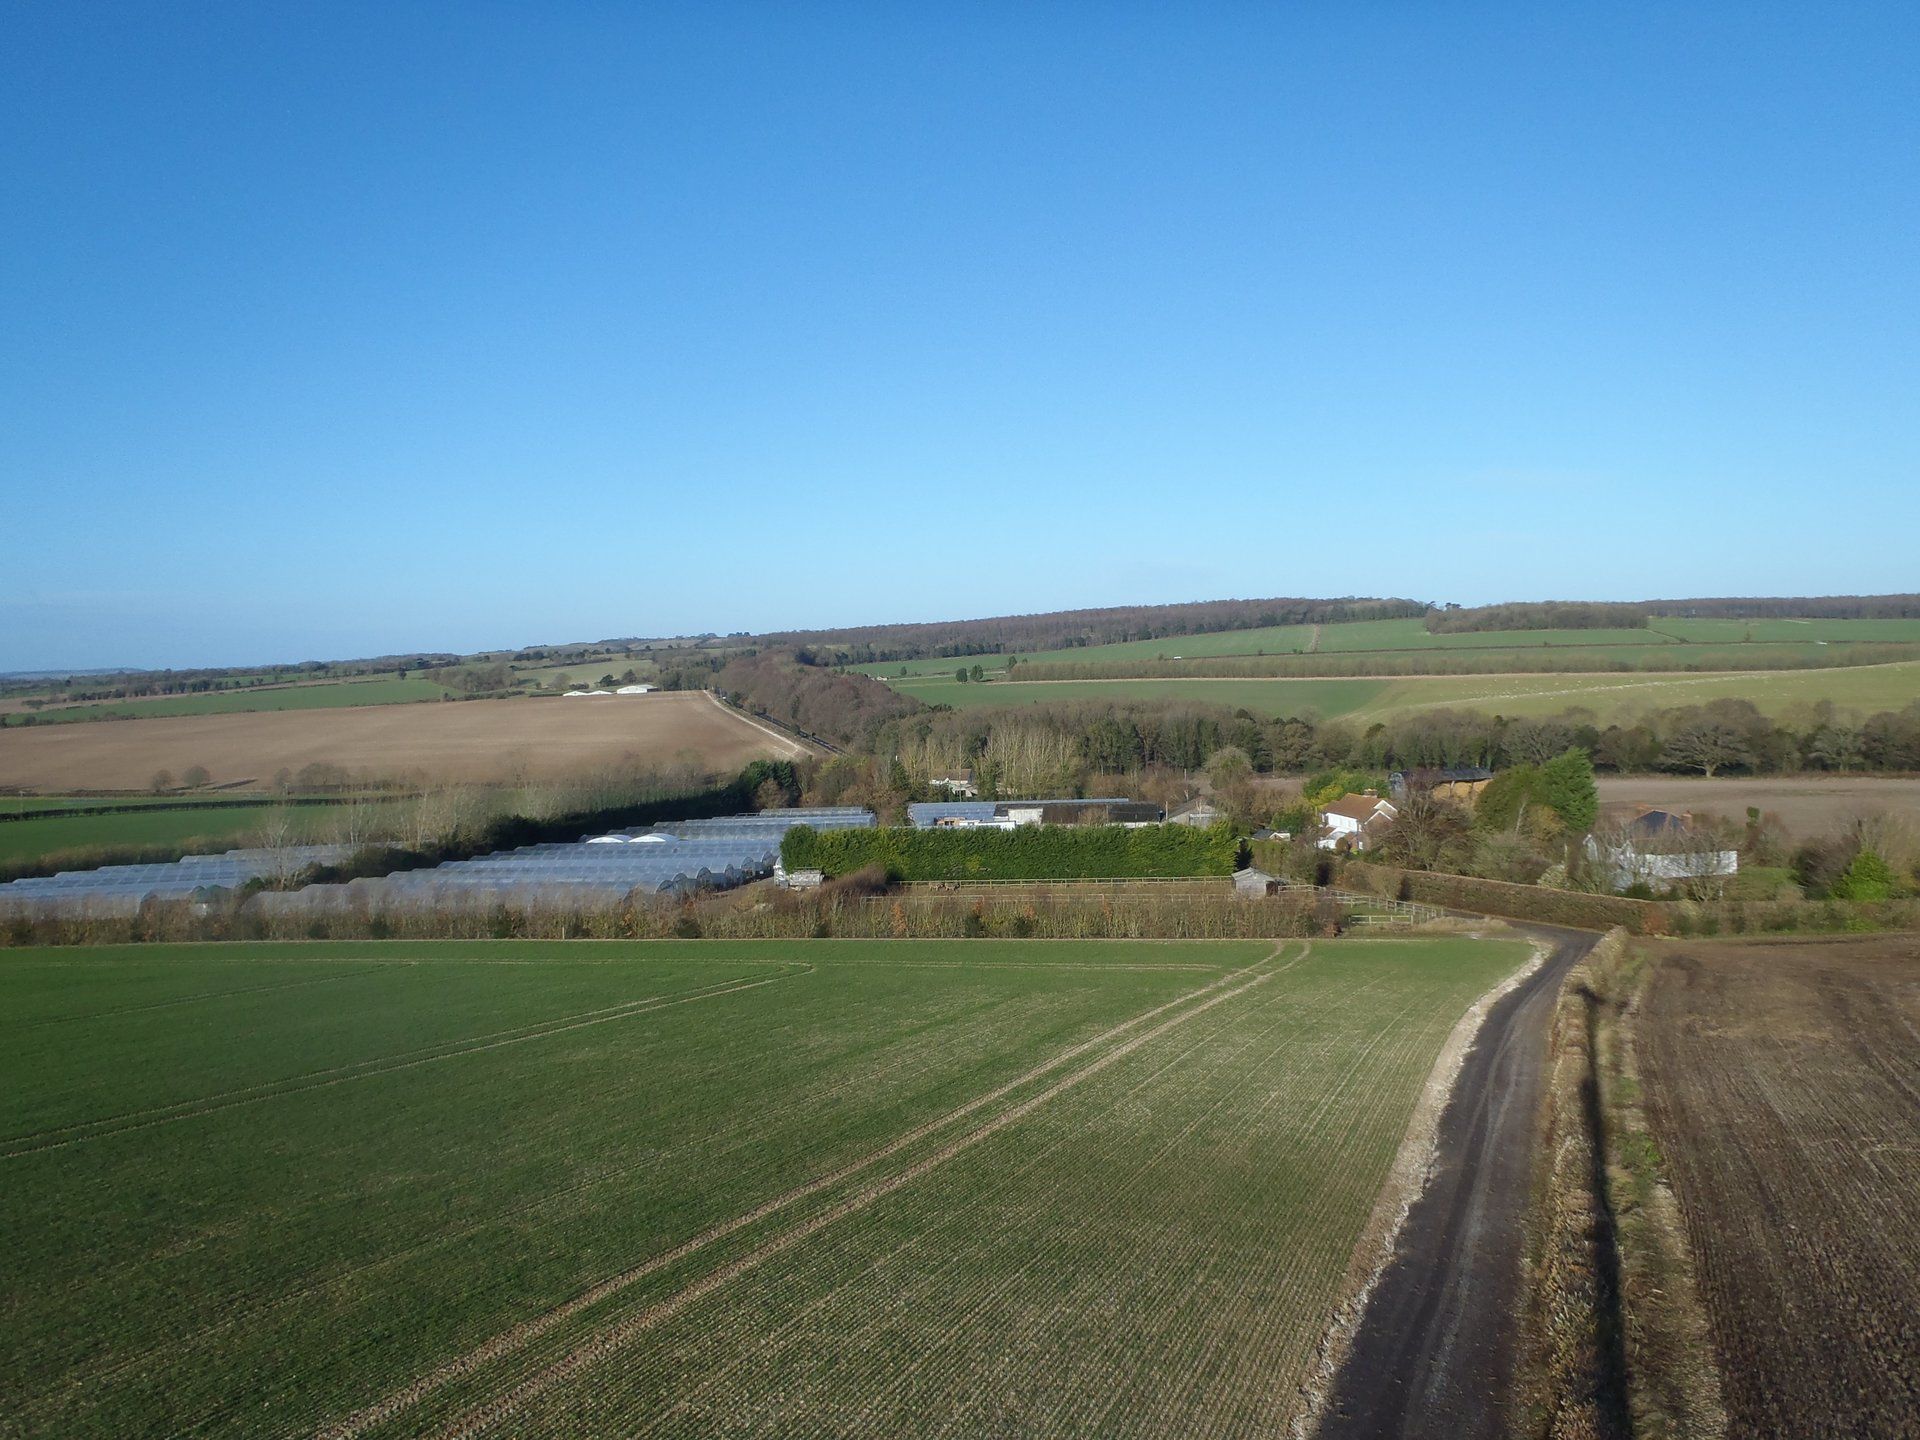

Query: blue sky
left=4, top=3, right=1916, bottom=670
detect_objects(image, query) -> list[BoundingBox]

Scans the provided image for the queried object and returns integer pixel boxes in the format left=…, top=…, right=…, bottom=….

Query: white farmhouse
left=1317, top=793, right=1398, bottom=851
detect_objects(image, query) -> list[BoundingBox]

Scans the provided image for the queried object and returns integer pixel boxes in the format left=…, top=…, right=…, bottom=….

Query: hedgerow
left=781, top=823, right=1241, bottom=881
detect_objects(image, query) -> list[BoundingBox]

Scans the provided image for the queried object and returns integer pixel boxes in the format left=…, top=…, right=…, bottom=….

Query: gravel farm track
left=0, top=690, right=812, bottom=792
left=1638, top=935, right=1920, bottom=1439
left=1313, top=924, right=1597, bottom=1440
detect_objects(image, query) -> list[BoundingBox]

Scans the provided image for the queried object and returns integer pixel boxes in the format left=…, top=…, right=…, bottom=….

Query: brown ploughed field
left=0, top=691, right=808, bottom=792
left=1595, top=775, right=1920, bottom=832
left=1639, top=935, right=1920, bottom=1439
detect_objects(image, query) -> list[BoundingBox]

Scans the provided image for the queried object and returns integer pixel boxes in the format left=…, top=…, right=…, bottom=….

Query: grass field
left=0, top=803, right=405, bottom=865
left=0, top=934, right=1527, bottom=1438
left=861, top=615, right=1920, bottom=682
left=0, top=690, right=803, bottom=793
left=884, top=660, right=1920, bottom=723
left=3, top=677, right=454, bottom=726
left=1650, top=616, right=1920, bottom=644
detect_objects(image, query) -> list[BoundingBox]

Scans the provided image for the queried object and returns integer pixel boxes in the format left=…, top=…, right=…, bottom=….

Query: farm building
left=1585, top=806, right=1739, bottom=893
left=1318, top=793, right=1398, bottom=852
left=1167, top=798, right=1223, bottom=828
left=1390, top=766, right=1494, bottom=803
left=615, top=683, right=655, bottom=695
left=907, top=798, right=1164, bottom=829
left=928, top=768, right=979, bottom=797
left=1233, top=867, right=1281, bottom=897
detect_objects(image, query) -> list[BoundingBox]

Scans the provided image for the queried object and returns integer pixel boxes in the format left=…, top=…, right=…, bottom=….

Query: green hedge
left=781, top=824, right=1241, bottom=882
left=1339, top=859, right=1670, bottom=934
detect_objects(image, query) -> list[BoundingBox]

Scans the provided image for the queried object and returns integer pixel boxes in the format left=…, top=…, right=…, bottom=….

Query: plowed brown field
left=1639, top=936, right=1920, bottom=1439
left=1595, top=775, right=1920, bottom=832
left=0, top=691, right=809, bottom=792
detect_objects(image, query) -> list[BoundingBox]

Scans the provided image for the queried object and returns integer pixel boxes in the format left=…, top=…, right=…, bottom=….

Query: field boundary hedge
left=781, top=823, right=1241, bottom=882
left=1339, top=860, right=1669, bottom=933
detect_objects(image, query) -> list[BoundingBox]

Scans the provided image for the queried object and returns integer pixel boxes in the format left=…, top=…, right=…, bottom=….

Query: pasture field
left=0, top=933, right=1527, bottom=1438
left=0, top=802, right=406, bottom=866
left=1651, top=616, right=1920, bottom=644
left=886, top=660, right=1920, bottom=724
left=861, top=615, right=1920, bottom=682
left=0, top=690, right=802, bottom=793
left=1638, top=937, right=1920, bottom=1437
left=2, top=676, right=453, bottom=726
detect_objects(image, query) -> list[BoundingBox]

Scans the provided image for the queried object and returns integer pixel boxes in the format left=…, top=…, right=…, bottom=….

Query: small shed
left=1233, top=867, right=1280, bottom=897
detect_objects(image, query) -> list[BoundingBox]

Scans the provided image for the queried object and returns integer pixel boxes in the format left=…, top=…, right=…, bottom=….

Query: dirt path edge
left=1292, top=928, right=1553, bottom=1437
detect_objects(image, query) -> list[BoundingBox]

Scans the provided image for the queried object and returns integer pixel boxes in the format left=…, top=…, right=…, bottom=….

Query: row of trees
left=774, top=597, right=1426, bottom=666
left=875, top=696, right=1920, bottom=787
left=1423, top=602, right=1649, bottom=633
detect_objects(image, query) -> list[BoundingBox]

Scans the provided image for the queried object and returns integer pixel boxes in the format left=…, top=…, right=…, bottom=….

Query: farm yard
left=0, top=690, right=810, bottom=794
left=1637, top=937, right=1920, bottom=1438
left=0, top=933, right=1529, bottom=1438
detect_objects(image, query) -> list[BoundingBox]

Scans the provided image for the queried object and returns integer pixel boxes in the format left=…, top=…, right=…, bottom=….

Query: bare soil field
left=0, top=691, right=809, bottom=792
left=1639, top=936, right=1920, bottom=1438
left=1596, top=774, right=1920, bottom=832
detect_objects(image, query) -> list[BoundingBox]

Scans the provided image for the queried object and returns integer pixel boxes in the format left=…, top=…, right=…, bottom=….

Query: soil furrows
left=318, top=950, right=1289, bottom=1440
left=1641, top=944, right=1920, bottom=1437
left=2, top=966, right=808, bottom=1159
left=399, top=953, right=1297, bottom=1440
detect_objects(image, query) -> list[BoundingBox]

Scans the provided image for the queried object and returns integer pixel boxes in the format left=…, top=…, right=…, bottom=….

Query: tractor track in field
left=423, top=951, right=1300, bottom=1440
left=1310, top=925, right=1595, bottom=1440
left=3, top=967, right=810, bottom=1161
left=317, top=945, right=1300, bottom=1440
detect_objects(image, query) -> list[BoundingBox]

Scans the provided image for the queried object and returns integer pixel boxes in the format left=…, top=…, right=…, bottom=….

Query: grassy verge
left=1518, top=932, right=1726, bottom=1440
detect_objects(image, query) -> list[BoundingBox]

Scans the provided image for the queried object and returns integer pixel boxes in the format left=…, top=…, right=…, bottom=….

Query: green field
left=861, top=614, right=1920, bottom=682
left=1, top=934, right=1524, bottom=1438
left=888, top=660, right=1920, bottom=723
left=1650, top=616, right=1920, bottom=644
left=0, top=803, right=403, bottom=866
left=0, top=793, right=302, bottom=815
left=3, top=676, right=452, bottom=726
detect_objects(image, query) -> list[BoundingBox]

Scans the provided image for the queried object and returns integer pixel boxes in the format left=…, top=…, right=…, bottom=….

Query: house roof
left=1322, top=793, right=1394, bottom=823
left=1627, top=807, right=1691, bottom=837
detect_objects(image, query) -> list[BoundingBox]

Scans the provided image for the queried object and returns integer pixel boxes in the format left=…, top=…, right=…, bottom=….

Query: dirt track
left=1313, top=925, right=1596, bottom=1440
left=0, top=691, right=804, bottom=791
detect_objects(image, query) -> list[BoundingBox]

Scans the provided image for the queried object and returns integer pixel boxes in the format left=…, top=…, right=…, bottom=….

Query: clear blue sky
left=4, top=3, right=1916, bottom=670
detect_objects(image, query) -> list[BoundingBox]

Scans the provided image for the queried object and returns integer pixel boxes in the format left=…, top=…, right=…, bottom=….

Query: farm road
left=1313, top=924, right=1595, bottom=1440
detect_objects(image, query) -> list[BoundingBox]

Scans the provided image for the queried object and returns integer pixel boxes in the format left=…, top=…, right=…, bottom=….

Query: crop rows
left=1, top=935, right=1522, bottom=1439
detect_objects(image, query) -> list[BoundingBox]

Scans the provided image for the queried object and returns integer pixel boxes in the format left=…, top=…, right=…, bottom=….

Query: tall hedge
left=781, top=824, right=1241, bottom=881
left=1339, top=859, right=1668, bottom=934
